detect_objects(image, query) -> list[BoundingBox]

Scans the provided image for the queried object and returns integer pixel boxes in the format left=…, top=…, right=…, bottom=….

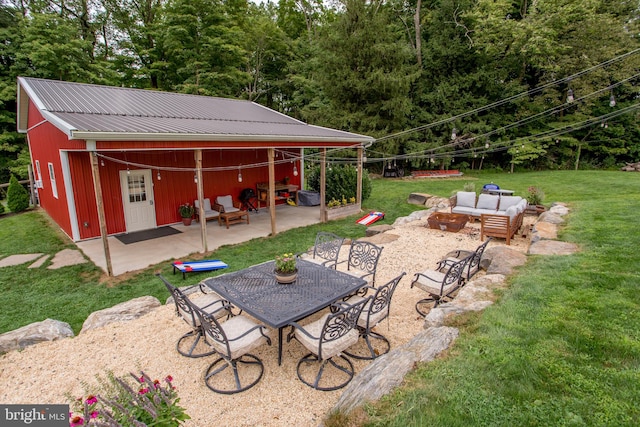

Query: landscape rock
left=331, top=326, right=458, bottom=414
left=425, top=197, right=450, bottom=209
left=528, top=240, right=579, bottom=256
left=531, top=221, right=558, bottom=241
left=365, top=224, right=394, bottom=237
left=80, top=296, right=161, bottom=333
left=538, top=211, right=565, bottom=224
left=407, top=193, right=432, bottom=205
left=482, top=246, right=528, bottom=275
left=549, top=205, right=569, bottom=216
left=0, top=319, right=73, bottom=353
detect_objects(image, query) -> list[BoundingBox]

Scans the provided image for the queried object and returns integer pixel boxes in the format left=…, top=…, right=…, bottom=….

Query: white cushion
left=216, top=195, right=240, bottom=213
left=456, top=192, right=476, bottom=208
left=498, top=196, right=522, bottom=211
left=476, top=194, right=499, bottom=210
left=205, top=315, right=268, bottom=360
left=294, top=314, right=359, bottom=360
left=505, top=205, right=518, bottom=220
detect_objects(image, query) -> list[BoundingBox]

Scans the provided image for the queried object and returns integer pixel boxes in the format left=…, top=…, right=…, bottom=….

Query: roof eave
left=70, top=130, right=374, bottom=144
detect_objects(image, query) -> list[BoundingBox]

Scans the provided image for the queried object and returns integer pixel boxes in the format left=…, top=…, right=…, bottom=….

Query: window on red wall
left=47, top=162, right=58, bottom=199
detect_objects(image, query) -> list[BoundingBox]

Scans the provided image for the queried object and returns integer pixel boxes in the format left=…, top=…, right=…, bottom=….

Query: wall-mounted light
left=566, top=88, right=574, bottom=103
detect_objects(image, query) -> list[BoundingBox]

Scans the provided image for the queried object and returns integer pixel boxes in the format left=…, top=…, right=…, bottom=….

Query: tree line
left=1, top=0, right=639, bottom=184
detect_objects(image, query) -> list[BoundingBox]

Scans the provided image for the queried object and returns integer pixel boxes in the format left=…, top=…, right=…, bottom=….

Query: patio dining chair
left=193, top=301, right=272, bottom=394
left=343, top=272, right=406, bottom=360
left=410, top=254, right=473, bottom=316
left=336, top=240, right=384, bottom=287
left=286, top=297, right=369, bottom=391
left=297, top=231, right=345, bottom=269
left=157, top=274, right=230, bottom=358
left=437, top=238, right=491, bottom=282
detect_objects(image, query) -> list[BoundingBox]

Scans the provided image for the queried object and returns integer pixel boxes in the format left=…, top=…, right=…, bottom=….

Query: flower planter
left=274, top=269, right=298, bottom=284
left=325, top=203, right=361, bottom=221
left=181, top=217, right=193, bottom=226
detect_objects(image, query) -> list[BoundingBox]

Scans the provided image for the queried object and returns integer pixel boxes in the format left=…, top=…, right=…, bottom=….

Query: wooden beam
left=320, top=148, right=326, bottom=222
left=195, top=149, right=207, bottom=252
left=357, top=146, right=363, bottom=205
left=268, top=148, right=277, bottom=234
left=89, top=151, right=113, bottom=276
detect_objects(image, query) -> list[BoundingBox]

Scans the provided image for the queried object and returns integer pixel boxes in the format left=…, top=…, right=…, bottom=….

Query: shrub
left=69, top=371, right=190, bottom=427
left=7, top=175, right=30, bottom=213
left=307, top=164, right=371, bottom=203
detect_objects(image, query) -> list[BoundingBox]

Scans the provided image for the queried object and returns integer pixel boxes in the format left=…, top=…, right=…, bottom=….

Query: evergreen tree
left=6, top=174, right=29, bottom=213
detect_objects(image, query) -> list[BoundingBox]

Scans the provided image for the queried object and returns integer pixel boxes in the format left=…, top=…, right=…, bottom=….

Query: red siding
left=27, top=103, right=74, bottom=238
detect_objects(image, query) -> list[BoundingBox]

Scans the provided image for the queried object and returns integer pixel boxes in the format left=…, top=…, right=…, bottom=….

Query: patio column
left=89, top=151, right=113, bottom=277
left=357, top=146, right=363, bottom=205
left=195, top=149, right=207, bottom=252
left=268, top=148, right=277, bottom=234
left=320, top=148, right=326, bottom=222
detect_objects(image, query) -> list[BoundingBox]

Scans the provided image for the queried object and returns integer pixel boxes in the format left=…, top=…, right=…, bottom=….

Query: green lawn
left=1, top=170, right=639, bottom=426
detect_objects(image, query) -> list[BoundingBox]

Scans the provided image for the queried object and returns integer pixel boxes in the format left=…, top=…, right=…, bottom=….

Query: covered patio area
left=76, top=204, right=321, bottom=276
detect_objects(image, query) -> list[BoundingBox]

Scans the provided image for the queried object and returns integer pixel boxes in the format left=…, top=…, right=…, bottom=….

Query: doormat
left=115, top=226, right=181, bottom=245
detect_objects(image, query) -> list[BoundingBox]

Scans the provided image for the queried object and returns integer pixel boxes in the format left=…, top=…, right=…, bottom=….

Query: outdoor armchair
left=193, top=301, right=272, bottom=394
left=286, top=297, right=369, bottom=391
left=213, top=195, right=241, bottom=213
left=410, top=254, right=473, bottom=316
left=157, top=274, right=230, bottom=358
left=297, top=231, right=345, bottom=269
left=343, top=272, right=406, bottom=360
left=437, top=238, right=491, bottom=282
left=335, top=240, right=384, bottom=287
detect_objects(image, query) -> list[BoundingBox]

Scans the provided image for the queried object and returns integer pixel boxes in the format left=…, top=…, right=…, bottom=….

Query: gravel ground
left=0, top=215, right=532, bottom=426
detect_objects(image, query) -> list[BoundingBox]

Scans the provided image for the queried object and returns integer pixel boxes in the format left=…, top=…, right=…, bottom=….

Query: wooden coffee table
left=218, top=210, right=250, bottom=229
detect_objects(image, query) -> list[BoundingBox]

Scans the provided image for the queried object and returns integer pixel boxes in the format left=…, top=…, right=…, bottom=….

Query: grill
left=239, top=188, right=258, bottom=212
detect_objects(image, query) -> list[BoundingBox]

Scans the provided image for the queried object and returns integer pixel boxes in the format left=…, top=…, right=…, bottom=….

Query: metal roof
left=17, top=77, right=373, bottom=144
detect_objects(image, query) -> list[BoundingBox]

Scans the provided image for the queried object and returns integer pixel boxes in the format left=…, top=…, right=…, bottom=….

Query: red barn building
left=17, top=77, right=372, bottom=245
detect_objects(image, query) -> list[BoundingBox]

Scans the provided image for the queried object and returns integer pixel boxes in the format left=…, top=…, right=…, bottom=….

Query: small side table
left=218, top=211, right=250, bottom=229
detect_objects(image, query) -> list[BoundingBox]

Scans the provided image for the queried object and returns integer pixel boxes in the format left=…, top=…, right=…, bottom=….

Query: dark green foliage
left=6, top=174, right=28, bottom=212
left=306, top=164, right=371, bottom=203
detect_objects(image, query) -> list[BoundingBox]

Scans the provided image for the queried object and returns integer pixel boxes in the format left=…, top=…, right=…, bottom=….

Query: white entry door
left=120, top=169, right=157, bottom=232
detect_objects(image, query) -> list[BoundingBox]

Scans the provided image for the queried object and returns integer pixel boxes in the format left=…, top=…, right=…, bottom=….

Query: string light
left=193, top=173, right=197, bottom=183
left=293, top=164, right=298, bottom=177
left=156, top=170, right=161, bottom=180
left=100, top=159, right=105, bottom=167
left=609, top=93, right=616, bottom=107
left=451, top=128, right=457, bottom=140
left=237, top=167, right=243, bottom=183
left=566, top=88, right=574, bottom=103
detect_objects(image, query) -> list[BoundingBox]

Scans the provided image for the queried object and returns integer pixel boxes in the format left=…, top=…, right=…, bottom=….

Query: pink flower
left=90, top=411, right=99, bottom=419
left=138, top=387, right=150, bottom=395
left=70, top=415, right=84, bottom=426
left=153, top=379, right=161, bottom=389
left=165, top=375, right=173, bottom=383
left=85, top=395, right=97, bottom=405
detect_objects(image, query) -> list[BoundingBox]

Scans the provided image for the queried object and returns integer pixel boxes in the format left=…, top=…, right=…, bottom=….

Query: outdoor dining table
left=203, top=259, right=367, bottom=365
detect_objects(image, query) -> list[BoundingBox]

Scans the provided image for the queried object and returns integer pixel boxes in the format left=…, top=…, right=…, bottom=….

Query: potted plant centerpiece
left=274, top=253, right=297, bottom=284
left=178, top=203, right=195, bottom=226
left=525, top=186, right=546, bottom=214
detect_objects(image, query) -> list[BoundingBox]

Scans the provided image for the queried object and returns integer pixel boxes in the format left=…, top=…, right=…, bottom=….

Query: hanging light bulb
left=100, top=158, right=105, bottom=167
left=566, top=88, right=574, bottom=103
left=193, top=173, right=197, bottom=183
left=126, top=166, right=130, bottom=175
left=485, top=142, right=490, bottom=149
left=293, top=164, right=298, bottom=177
left=362, top=150, right=367, bottom=162
left=237, top=168, right=243, bottom=183
left=157, top=170, right=161, bottom=181
left=609, top=93, right=616, bottom=107
left=451, top=128, right=458, bottom=140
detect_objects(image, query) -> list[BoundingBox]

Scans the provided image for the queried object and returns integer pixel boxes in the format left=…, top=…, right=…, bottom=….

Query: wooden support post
left=357, top=146, right=363, bottom=205
left=268, top=148, right=277, bottom=235
left=320, top=148, right=327, bottom=222
left=89, top=151, right=113, bottom=277
left=195, top=149, right=207, bottom=253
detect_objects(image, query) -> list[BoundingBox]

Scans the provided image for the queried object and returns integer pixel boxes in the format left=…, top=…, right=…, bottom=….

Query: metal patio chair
left=157, top=274, right=230, bottom=358
left=193, top=301, right=271, bottom=394
left=297, top=231, right=345, bottom=269
left=286, top=297, right=369, bottom=391
left=343, top=272, right=406, bottom=360
left=437, top=238, right=491, bottom=282
left=336, top=240, right=384, bottom=287
left=410, top=254, right=473, bottom=316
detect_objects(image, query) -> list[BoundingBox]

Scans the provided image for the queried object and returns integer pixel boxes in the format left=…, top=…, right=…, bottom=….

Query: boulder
left=549, top=205, right=569, bottom=216
left=528, top=240, right=579, bottom=256
left=482, top=246, right=527, bottom=275
left=538, top=211, right=565, bottom=224
left=0, top=319, right=74, bottom=353
left=332, top=326, right=458, bottom=414
left=425, top=197, right=450, bottom=209
left=531, top=221, right=558, bottom=241
left=80, top=296, right=161, bottom=333
left=365, top=224, right=394, bottom=237
left=407, top=193, right=432, bottom=205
